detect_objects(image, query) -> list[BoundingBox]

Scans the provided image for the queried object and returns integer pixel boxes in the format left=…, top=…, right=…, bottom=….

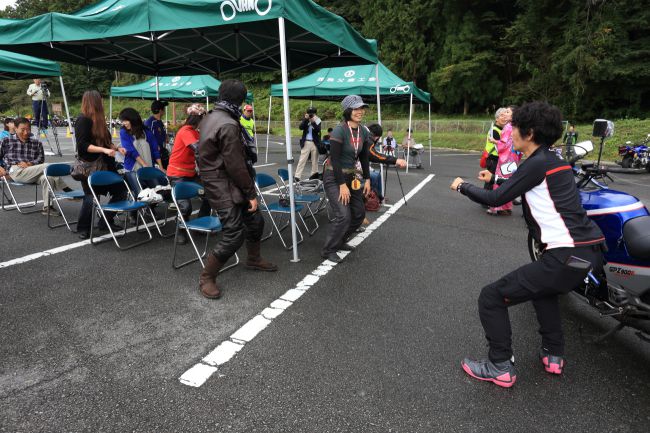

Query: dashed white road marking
left=178, top=174, right=435, bottom=388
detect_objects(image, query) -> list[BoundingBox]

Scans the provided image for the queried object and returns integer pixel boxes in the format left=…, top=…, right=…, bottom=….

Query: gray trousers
left=321, top=170, right=365, bottom=256
left=10, top=164, right=68, bottom=208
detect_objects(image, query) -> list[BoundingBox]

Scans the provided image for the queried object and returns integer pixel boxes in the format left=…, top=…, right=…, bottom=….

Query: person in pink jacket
left=488, top=107, right=519, bottom=215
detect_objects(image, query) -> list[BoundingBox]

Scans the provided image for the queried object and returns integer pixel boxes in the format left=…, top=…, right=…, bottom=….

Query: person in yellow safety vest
left=483, top=108, right=507, bottom=191
left=240, top=104, right=255, bottom=140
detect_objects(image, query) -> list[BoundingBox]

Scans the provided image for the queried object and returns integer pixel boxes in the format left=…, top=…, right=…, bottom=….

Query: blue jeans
left=32, top=100, right=48, bottom=129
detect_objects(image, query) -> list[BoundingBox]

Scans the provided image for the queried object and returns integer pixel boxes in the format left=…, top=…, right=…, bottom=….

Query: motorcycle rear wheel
left=621, top=155, right=633, bottom=168
left=527, top=232, right=545, bottom=262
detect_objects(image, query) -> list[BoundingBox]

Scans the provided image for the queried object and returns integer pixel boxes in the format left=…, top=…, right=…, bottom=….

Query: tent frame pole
left=251, top=101, right=258, bottom=152
left=375, top=63, right=384, bottom=199
left=265, top=96, right=272, bottom=164
left=428, top=103, right=432, bottom=166
left=406, top=93, right=413, bottom=173
left=279, top=17, right=300, bottom=262
left=59, top=76, right=75, bottom=153
left=155, top=76, right=160, bottom=99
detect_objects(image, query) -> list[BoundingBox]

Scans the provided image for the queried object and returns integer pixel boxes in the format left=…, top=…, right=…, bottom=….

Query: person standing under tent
left=144, top=100, right=170, bottom=168
left=198, top=79, right=277, bottom=300
left=240, top=104, right=255, bottom=140
left=74, top=90, right=127, bottom=240
left=320, top=95, right=372, bottom=264
left=26, top=78, right=49, bottom=131
left=295, top=107, right=322, bottom=181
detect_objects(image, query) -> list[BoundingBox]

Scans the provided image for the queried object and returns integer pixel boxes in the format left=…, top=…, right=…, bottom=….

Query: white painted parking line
left=0, top=213, right=186, bottom=270
left=254, top=163, right=276, bottom=168
left=179, top=174, right=435, bottom=388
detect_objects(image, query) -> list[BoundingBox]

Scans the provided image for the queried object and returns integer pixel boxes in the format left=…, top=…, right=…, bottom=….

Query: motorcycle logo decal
left=192, top=89, right=207, bottom=97
left=390, top=84, right=411, bottom=94
left=221, top=0, right=272, bottom=22
left=171, top=76, right=182, bottom=83
left=344, top=70, right=356, bottom=78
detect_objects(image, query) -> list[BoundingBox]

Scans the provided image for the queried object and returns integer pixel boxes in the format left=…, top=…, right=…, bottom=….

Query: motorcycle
left=617, top=133, right=650, bottom=171
left=528, top=120, right=650, bottom=342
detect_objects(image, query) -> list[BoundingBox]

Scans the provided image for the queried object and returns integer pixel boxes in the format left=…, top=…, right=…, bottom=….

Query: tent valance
left=0, top=49, right=61, bottom=80
left=110, top=75, right=253, bottom=102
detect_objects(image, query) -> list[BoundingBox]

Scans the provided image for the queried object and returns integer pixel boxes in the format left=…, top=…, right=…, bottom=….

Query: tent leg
left=252, top=101, right=258, bottom=152
left=406, top=93, right=413, bottom=173
left=155, top=76, right=160, bottom=100
left=428, top=103, right=432, bottom=166
left=59, top=76, right=76, bottom=154
left=375, top=63, right=384, bottom=199
left=266, top=96, right=272, bottom=164
left=279, top=17, right=299, bottom=262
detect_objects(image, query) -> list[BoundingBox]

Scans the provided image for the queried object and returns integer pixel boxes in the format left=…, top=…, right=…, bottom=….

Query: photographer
left=26, top=79, right=50, bottom=131
left=295, top=107, right=321, bottom=181
left=366, top=123, right=407, bottom=202
left=450, top=101, right=605, bottom=388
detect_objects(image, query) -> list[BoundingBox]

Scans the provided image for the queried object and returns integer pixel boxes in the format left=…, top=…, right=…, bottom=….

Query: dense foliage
left=0, top=0, right=647, bottom=120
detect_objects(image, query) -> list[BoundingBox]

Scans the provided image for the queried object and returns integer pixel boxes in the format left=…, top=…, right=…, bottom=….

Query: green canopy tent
left=0, top=0, right=378, bottom=262
left=0, top=47, right=74, bottom=155
left=267, top=62, right=433, bottom=176
left=109, top=75, right=256, bottom=146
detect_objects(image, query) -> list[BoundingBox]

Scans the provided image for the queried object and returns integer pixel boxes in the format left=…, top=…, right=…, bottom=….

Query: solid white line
left=0, top=212, right=185, bottom=270
left=178, top=173, right=436, bottom=388
left=254, top=163, right=276, bottom=168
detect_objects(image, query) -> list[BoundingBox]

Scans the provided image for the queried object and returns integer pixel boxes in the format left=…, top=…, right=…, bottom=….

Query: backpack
left=364, top=190, right=381, bottom=212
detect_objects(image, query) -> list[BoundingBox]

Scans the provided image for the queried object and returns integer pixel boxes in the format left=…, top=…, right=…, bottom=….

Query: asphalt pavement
left=1, top=129, right=649, bottom=432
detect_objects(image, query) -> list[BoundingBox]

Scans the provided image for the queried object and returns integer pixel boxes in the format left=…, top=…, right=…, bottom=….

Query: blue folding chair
left=256, top=173, right=306, bottom=250
left=1, top=174, right=39, bottom=213
left=277, top=168, right=323, bottom=233
left=171, top=181, right=239, bottom=270
left=44, top=163, right=84, bottom=231
left=136, top=167, right=174, bottom=238
left=88, top=170, right=153, bottom=250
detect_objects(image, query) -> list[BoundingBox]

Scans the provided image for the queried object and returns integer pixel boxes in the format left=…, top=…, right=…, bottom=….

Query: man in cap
left=240, top=104, right=255, bottom=140
left=295, top=107, right=322, bottom=181
left=197, top=79, right=277, bottom=299
left=144, top=100, right=170, bottom=168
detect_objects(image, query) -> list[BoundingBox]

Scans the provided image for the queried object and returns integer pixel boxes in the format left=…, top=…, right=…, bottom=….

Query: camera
left=308, top=113, right=314, bottom=119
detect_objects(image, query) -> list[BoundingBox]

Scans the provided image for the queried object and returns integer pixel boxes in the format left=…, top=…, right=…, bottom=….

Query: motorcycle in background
left=617, top=133, right=650, bottom=171
left=529, top=120, right=650, bottom=342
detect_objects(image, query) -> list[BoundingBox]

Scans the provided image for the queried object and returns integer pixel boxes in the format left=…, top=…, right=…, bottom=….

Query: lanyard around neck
left=346, top=122, right=361, bottom=156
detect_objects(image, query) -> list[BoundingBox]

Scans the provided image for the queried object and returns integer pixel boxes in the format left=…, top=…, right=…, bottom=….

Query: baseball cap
left=151, top=100, right=169, bottom=113
left=306, top=107, right=317, bottom=114
left=243, top=104, right=253, bottom=112
left=341, top=95, right=368, bottom=111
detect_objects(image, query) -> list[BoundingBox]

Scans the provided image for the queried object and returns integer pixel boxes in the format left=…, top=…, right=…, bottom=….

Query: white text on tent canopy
left=221, top=0, right=273, bottom=21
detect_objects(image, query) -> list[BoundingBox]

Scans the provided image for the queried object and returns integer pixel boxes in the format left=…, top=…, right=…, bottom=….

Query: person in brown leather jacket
left=198, top=79, right=277, bottom=299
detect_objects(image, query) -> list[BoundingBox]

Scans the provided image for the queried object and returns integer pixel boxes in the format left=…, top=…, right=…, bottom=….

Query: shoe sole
left=461, top=362, right=516, bottom=388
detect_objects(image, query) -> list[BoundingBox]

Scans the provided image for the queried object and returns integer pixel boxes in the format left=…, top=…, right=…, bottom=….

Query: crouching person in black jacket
left=450, top=101, right=605, bottom=388
left=198, top=79, right=277, bottom=299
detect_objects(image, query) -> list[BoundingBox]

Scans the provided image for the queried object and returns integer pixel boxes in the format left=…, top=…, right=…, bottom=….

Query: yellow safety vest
left=485, top=124, right=501, bottom=156
left=240, top=116, right=255, bottom=138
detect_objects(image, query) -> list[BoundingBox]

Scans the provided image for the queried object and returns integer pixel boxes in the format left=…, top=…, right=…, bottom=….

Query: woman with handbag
left=74, top=90, right=127, bottom=240
left=320, top=95, right=372, bottom=263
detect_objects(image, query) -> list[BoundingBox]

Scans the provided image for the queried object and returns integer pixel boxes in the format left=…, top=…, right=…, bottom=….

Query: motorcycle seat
left=623, top=215, right=650, bottom=260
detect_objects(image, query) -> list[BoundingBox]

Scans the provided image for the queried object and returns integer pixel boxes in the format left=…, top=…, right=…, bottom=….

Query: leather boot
left=245, top=241, right=278, bottom=272
left=199, top=253, right=223, bottom=299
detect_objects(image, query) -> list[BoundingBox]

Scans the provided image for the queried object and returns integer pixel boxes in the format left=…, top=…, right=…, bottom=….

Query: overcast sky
left=0, top=0, right=16, bottom=9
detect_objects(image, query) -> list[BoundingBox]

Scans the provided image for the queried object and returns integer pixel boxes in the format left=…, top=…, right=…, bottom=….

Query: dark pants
left=484, top=155, right=498, bottom=190
left=321, top=170, right=365, bottom=256
left=77, top=179, right=127, bottom=234
left=32, top=100, right=48, bottom=130
left=169, top=176, right=211, bottom=220
left=212, top=205, right=264, bottom=262
left=478, top=245, right=604, bottom=362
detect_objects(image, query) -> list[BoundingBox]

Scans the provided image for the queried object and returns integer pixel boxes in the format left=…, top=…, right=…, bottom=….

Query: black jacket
left=198, top=106, right=256, bottom=210
left=460, top=147, right=604, bottom=249
left=299, top=117, right=321, bottom=148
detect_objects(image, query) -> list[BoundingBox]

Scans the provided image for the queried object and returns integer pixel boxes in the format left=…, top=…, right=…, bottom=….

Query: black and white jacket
left=460, top=147, right=604, bottom=250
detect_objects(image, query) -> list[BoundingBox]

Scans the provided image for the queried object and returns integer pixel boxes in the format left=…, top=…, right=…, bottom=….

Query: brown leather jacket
left=198, top=107, right=256, bottom=210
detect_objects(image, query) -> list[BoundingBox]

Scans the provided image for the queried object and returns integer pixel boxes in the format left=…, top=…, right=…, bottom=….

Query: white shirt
left=27, top=83, right=50, bottom=101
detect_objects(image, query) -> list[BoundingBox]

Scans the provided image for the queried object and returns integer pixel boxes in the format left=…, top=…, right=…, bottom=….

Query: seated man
left=382, top=129, right=397, bottom=156
left=401, top=128, right=423, bottom=169
left=0, top=117, right=70, bottom=214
